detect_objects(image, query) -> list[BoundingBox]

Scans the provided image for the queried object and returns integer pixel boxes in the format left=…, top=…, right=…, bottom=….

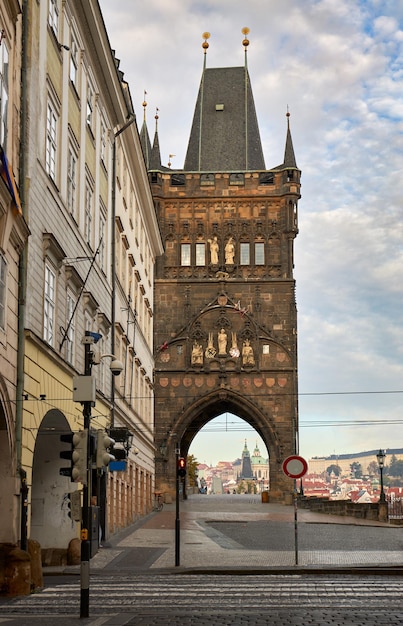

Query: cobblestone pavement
left=2, top=573, right=403, bottom=625
left=92, top=493, right=403, bottom=570
left=2, top=494, right=403, bottom=625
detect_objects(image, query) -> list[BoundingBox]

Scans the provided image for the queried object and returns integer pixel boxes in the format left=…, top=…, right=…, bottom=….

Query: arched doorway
left=30, top=410, right=79, bottom=555
left=189, top=413, right=270, bottom=495
left=155, top=383, right=295, bottom=502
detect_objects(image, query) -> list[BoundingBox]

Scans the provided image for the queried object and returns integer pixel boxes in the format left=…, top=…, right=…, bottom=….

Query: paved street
left=2, top=573, right=403, bottom=625
left=1, top=494, right=403, bottom=625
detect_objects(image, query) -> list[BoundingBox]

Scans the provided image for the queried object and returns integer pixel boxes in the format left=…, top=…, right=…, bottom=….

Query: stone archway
left=30, top=410, right=79, bottom=558
left=155, top=373, right=295, bottom=502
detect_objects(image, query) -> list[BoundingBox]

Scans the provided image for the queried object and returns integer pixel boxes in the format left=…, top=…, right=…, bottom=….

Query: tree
left=367, top=461, right=379, bottom=477
left=326, top=464, right=341, bottom=477
left=387, top=455, right=403, bottom=478
left=350, top=462, right=362, bottom=478
left=186, top=454, right=199, bottom=487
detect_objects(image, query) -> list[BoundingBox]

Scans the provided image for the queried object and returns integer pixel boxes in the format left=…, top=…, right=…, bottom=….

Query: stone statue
left=208, top=236, right=219, bottom=264
left=218, top=328, right=227, bottom=355
left=191, top=341, right=203, bottom=365
left=225, top=237, right=235, bottom=264
left=242, top=339, right=255, bottom=366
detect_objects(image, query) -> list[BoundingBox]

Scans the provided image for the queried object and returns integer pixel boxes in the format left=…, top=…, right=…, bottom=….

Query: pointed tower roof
left=149, top=109, right=163, bottom=170
left=184, top=31, right=265, bottom=172
left=139, top=94, right=152, bottom=168
left=283, top=111, right=297, bottom=168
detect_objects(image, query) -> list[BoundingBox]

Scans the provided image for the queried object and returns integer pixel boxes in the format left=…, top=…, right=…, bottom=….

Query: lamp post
left=376, top=449, right=386, bottom=502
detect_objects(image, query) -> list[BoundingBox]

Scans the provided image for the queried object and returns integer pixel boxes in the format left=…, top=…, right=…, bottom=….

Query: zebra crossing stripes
left=2, top=574, right=403, bottom=617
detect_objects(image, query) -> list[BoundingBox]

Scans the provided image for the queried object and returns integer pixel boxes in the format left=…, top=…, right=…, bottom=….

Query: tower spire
left=283, top=108, right=297, bottom=168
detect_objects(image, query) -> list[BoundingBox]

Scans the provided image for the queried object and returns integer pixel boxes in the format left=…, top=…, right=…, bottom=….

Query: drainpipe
left=16, top=0, right=29, bottom=549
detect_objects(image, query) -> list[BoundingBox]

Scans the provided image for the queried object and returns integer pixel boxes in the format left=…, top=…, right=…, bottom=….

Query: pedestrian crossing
left=2, top=573, right=403, bottom=617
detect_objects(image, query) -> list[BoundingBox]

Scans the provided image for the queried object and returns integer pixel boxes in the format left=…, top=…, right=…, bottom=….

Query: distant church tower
left=142, top=31, right=301, bottom=502
left=240, top=440, right=253, bottom=480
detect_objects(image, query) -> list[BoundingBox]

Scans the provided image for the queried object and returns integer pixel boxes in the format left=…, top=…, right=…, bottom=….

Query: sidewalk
left=45, top=494, right=403, bottom=575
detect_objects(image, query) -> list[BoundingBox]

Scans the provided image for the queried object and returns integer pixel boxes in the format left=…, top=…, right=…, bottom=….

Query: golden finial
left=142, top=90, right=147, bottom=121
left=242, top=27, right=250, bottom=49
left=202, top=31, right=210, bottom=52
left=168, top=154, right=175, bottom=168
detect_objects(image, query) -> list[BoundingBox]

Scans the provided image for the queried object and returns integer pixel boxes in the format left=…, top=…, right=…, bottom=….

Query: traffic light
left=177, top=457, right=186, bottom=478
left=96, top=430, right=116, bottom=468
left=59, top=430, right=88, bottom=484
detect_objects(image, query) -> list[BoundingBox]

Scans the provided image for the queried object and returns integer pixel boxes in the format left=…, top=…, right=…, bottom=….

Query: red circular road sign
left=282, top=455, right=308, bottom=479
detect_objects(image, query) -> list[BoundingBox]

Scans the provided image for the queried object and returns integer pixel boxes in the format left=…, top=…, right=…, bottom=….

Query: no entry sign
left=282, top=455, right=308, bottom=479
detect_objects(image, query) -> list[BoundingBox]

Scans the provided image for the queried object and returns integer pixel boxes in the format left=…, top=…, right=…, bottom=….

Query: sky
left=99, top=0, right=403, bottom=467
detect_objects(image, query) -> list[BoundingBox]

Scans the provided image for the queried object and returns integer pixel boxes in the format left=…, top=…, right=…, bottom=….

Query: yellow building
left=17, top=0, right=162, bottom=567
left=0, top=0, right=30, bottom=554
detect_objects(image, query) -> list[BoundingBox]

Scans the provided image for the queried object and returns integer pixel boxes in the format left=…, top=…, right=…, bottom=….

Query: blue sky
left=99, top=0, right=403, bottom=466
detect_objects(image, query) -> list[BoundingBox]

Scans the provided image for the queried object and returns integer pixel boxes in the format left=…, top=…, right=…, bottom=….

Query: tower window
left=195, top=243, right=205, bottom=266
left=230, top=173, right=244, bottom=186
left=255, top=242, right=265, bottom=265
left=259, top=172, right=274, bottom=185
left=240, top=243, right=250, bottom=265
left=287, top=170, right=294, bottom=181
left=181, top=244, right=191, bottom=266
left=170, top=174, right=185, bottom=187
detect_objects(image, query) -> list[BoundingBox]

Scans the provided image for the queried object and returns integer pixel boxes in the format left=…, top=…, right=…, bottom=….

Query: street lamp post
left=376, top=449, right=386, bottom=503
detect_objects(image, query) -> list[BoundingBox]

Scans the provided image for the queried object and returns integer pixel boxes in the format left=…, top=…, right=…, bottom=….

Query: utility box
left=73, top=375, right=96, bottom=403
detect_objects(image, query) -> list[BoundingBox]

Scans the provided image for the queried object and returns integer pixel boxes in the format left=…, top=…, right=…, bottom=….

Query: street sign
left=282, top=455, right=308, bottom=479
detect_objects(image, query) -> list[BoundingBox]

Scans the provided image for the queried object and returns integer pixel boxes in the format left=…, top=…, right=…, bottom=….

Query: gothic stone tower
left=143, top=33, right=301, bottom=502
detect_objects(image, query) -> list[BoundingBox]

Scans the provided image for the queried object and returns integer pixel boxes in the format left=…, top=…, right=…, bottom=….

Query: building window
left=181, top=243, right=191, bottom=266
left=0, top=42, right=9, bottom=148
left=69, top=35, right=79, bottom=89
left=65, top=291, right=76, bottom=364
left=86, top=81, right=94, bottom=130
left=255, top=242, right=265, bottom=265
left=195, top=243, right=205, bottom=266
left=48, top=0, right=59, bottom=37
left=46, top=102, right=57, bottom=180
left=44, top=263, right=56, bottom=345
left=67, top=147, right=77, bottom=217
left=99, top=205, right=106, bottom=273
left=100, top=118, right=107, bottom=165
left=240, top=243, right=250, bottom=265
left=0, top=255, right=6, bottom=330
left=84, top=181, right=93, bottom=248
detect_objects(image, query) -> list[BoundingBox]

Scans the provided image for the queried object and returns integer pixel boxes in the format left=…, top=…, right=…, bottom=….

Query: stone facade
left=153, top=164, right=300, bottom=501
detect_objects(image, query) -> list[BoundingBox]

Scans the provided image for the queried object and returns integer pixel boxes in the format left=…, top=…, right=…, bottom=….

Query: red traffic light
left=177, top=457, right=186, bottom=477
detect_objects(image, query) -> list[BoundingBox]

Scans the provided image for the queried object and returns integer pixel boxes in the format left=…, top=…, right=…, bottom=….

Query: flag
left=0, top=146, right=22, bottom=215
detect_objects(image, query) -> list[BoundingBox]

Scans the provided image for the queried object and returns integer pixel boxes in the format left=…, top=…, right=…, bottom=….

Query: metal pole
left=80, top=336, right=92, bottom=618
left=380, top=466, right=385, bottom=502
left=175, top=446, right=180, bottom=566
left=294, top=479, right=298, bottom=566
left=19, top=469, right=28, bottom=552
